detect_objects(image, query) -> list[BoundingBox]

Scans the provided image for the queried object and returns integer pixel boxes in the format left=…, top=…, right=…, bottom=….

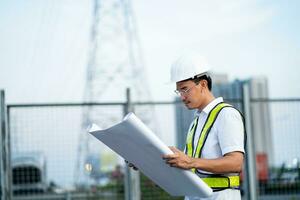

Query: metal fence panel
left=8, top=104, right=125, bottom=199
left=253, top=100, right=300, bottom=197
left=1, top=90, right=12, bottom=200
left=4, top=99, right=300, bottom=200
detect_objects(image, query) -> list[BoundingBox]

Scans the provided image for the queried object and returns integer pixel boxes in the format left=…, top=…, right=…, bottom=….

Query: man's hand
left=162, top=146, right=193, bottom=170
left=125, top=160, right=138, bottom=171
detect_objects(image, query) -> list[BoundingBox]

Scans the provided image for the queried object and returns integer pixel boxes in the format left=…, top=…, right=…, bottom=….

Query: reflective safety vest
left=185, top=102, right=241, bottom=190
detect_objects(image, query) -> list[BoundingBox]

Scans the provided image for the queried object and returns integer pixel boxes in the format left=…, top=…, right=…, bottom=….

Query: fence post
left=123, top=88, right=141, bottom=200
left=0, top=90, right=12, bottom=200
left=243, top=83, right=258, bottom=200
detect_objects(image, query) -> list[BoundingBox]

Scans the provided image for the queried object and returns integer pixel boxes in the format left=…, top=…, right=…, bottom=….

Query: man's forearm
left=190, top=152, right=243, bottom=174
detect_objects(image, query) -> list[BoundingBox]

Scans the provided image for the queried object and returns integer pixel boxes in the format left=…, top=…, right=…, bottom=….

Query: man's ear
left=200, top=79, right=208, bottom=89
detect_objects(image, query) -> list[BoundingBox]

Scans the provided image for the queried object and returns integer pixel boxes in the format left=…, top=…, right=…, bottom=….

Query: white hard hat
left=170, top=53, right=210, bottom=83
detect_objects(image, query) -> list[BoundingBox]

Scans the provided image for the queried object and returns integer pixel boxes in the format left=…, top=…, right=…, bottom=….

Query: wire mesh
left=254, top=100, right=300, bottom=196
left=8, top=104, right=125, bottom=199
left=5, top=99, right=300, bottom=199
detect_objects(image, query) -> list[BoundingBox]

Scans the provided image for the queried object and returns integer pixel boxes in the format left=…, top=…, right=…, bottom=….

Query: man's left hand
left=162, top=146, right=193, bottom=169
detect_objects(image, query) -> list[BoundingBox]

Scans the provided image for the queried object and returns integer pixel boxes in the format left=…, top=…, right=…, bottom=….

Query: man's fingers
left=162, top=155, right=171, bottom=159
left=163, top=157, right=183, bottom=169
left=162, top=154, right=178, bottom=160
left=169, top=146, right=181, bottom=153
left=128, top=163, right=134, bottom=167
left=125, top=160, right=139, bottom=170
left=167, top=160, right=181, bottom=168
left=166, top=159, right=177, bottom=165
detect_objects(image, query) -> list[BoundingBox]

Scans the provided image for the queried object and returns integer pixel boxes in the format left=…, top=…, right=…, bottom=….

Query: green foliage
left=92, top=173, right=185, bottom=199
left=140, top=174, right=184, bottom=200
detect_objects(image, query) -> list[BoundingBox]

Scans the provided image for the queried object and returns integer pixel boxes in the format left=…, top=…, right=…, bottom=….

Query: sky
left=0, top=0, right=300, bottom=186
left=0, top=0, right=300, bottom=104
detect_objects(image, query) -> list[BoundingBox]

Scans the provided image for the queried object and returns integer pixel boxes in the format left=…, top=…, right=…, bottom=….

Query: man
left=162, top=53, right=245, bottom=200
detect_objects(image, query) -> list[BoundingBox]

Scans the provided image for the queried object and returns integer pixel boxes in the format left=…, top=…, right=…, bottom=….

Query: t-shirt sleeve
left=217, top=107, right=245, bottom=156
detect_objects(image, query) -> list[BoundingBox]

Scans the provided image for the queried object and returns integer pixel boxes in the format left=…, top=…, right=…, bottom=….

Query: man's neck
left=198, top=92, right=215, bottom=111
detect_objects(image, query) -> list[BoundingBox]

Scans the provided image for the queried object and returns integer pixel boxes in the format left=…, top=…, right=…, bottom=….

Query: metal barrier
left=1, top=91, right=300, bottom=199
left=252, top=98, right=300, bottom=198
left=0, top=90, right=12, bottom=200
left=7, top=103, right=125, bottom=200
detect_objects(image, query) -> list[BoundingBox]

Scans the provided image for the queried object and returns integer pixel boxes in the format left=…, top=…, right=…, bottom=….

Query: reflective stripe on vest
left=185, top=102, right=240, bottom=189
left=202, top=175, right=240, bottom=188
left=186, top=117, right=198, bottom=157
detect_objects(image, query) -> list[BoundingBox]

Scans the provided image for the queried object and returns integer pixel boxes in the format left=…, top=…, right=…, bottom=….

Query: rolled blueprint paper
left=89, top=112, right=212, bottom=197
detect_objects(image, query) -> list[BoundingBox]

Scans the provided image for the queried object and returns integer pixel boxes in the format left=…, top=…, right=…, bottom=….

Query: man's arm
left=163, top=146, right=243, bottom=174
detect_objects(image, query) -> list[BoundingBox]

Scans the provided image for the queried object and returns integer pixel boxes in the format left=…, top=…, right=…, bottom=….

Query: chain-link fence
left=7, top=103, right=125, bottom=200
left=254, top=99, right=300, bottom=198
left=1, top=92, right=300, bottom=199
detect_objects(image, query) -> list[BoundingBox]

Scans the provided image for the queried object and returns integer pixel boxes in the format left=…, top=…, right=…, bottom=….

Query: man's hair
left=192, top=75, right=212, bottom=91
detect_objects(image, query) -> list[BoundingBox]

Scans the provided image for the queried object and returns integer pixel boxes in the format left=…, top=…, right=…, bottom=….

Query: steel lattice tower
left=75, top=0, right=154, bottom=185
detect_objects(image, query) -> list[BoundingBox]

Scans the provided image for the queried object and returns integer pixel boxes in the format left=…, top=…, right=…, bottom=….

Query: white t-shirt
left=185, top=97, right=245, bottom=200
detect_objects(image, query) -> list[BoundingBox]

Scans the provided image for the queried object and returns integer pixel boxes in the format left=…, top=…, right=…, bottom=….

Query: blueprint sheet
left=88, top=112, right=212, bottom=197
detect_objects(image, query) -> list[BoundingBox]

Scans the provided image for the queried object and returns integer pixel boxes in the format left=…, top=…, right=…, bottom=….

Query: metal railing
left=0, top=90, right=12, bottom=200
left=1, top=89, right=300, bottom=199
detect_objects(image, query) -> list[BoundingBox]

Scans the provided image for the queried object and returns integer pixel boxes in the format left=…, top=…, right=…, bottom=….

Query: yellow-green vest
left=185, top=102, right=242, bottom=190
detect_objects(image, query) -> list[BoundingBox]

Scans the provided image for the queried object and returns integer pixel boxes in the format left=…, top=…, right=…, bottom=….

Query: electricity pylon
left=75, top=0, right=154, bottom=185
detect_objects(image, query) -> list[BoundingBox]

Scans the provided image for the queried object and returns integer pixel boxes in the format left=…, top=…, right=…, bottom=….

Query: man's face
left=176, top=80, right=202, bottom=109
